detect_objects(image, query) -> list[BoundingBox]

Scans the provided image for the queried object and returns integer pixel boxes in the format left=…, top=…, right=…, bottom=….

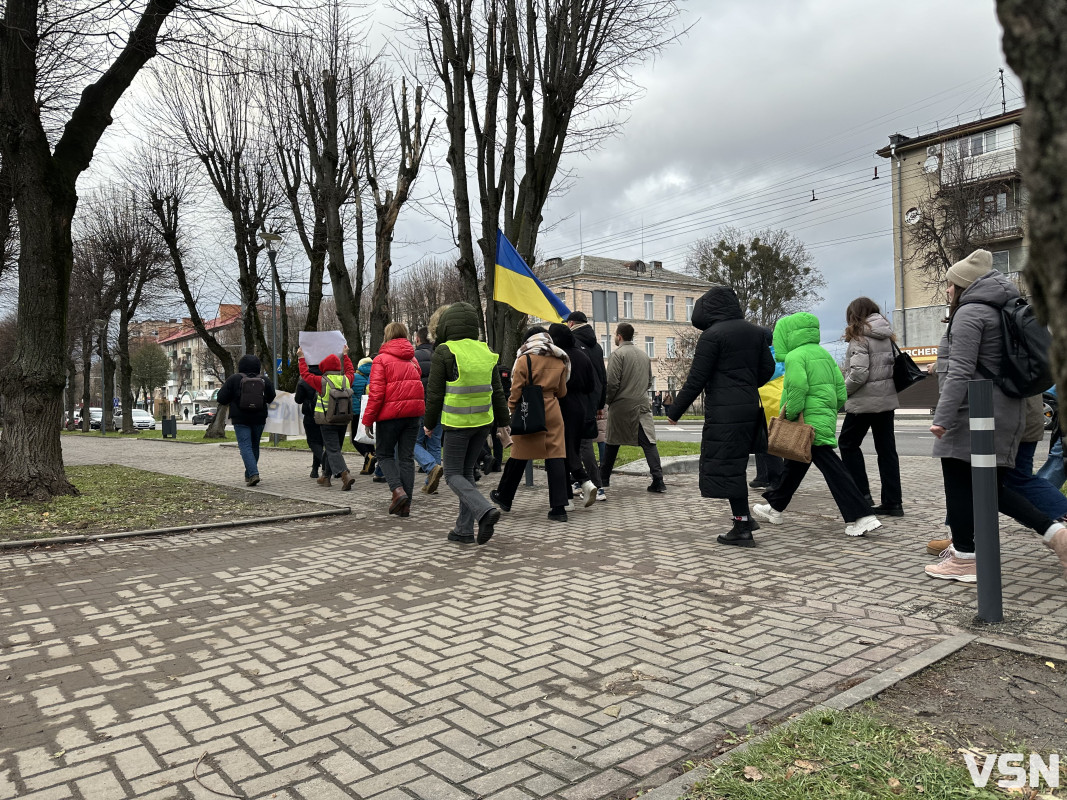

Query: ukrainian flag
left=494, top=229, right=571, bottom=323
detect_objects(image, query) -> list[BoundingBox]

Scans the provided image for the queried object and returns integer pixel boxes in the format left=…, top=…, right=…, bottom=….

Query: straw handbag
left=767, top=407, right=815, bottom=463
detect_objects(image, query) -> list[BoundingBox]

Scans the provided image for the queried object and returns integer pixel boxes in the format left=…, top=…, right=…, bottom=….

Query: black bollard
left=968, top=379, right=1002, bottom=624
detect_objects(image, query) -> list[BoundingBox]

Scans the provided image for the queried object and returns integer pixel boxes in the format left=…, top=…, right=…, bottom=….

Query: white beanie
left=946, top=249, right=993, bottom=289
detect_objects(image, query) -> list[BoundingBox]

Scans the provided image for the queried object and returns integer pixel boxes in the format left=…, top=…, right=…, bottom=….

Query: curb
left=636, top=633, right=977, bottom=800
left=0, top=507, right=351, bottom=551
left=614, top=455, right=698, bottom=476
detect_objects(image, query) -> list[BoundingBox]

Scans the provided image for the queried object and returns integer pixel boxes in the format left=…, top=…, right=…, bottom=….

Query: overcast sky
left=71, top=0, right=1020, bottom=355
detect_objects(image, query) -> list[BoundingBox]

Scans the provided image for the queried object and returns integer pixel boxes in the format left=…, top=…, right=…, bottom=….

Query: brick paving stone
left=1, top=440, right=1064, bottom=800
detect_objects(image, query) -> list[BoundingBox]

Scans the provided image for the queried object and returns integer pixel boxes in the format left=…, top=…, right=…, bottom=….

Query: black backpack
left=238, top=375, right=267, bottom=411
left=951, top=297, right=1053, bottom=398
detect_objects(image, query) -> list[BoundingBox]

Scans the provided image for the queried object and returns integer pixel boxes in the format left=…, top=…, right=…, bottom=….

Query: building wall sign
left=901, top=346, right=939, bottom=364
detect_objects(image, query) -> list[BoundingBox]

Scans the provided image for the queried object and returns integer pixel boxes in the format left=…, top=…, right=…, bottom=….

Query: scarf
left=515, top=332, right=571, bottom=381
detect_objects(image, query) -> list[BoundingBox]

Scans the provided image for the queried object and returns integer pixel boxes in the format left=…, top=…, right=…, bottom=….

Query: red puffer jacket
left=362, top=338, right=426, bottom=424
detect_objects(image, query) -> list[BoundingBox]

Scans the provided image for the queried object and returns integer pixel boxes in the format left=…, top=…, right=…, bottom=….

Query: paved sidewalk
left=0, top=438, right=1063, bottom=799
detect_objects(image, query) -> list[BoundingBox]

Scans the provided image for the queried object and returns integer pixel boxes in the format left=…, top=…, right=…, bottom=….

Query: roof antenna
left=810, top=189, right=817, bottom=202
left=999, top=68, right=1006, bottom=113
left=579, top=211, right=583, bottom=256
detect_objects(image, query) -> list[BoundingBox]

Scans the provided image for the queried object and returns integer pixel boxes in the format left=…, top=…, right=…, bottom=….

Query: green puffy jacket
left=772, top=312, right=846, bottom=447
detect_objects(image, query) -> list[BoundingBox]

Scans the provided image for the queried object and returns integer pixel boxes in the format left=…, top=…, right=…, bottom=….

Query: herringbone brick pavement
left=0, top=437, right=1063, bottom=799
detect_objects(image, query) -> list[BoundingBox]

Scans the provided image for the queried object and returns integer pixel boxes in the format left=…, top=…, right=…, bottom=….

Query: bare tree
left=0, top=0, right=307, bottom=499
left=409, top=0, right=683, bottom=358
left=130, top=341, right=170, bottom=412
left=685, top=227, right=825, bottom=328
left=365, top=78, right=434, bottom=352
left=390, top=257, right=471, bottom=332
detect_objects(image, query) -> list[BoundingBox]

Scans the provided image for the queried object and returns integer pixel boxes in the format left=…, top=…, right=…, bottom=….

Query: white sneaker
left=596, top=488, right=607, bottom=502
left=580, top=480, right=597, bottom=508
left=565, top=501, right=574, bottom=511
left=845, top=515, right=882, bottom=537
left=752, top=504, right=783, bottom=525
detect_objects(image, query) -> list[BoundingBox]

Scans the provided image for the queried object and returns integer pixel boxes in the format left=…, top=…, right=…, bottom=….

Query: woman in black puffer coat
left=666, top=286, right=775, bottom=546
left=549, top=323, right=599, bottom=508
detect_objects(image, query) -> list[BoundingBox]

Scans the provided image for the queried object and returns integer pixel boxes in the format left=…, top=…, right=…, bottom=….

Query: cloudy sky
left=73, top=0, right=1019, bottom=354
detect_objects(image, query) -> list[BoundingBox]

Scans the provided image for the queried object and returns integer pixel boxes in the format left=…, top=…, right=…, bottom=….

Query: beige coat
left=605, top=341, right=657, bottom=446
left=509, top=352, right=568, bottom=460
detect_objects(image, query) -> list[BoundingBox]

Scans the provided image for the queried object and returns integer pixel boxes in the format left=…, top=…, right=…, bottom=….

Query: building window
left=685, top=297, right=694, bottom=322
left=645, top=336, right=655, bottom=358
left=665, top=295, right=674, bottom=321
left=666, top=337, right=676, bottom=358
left=623, top=292, right=633, bottom=318
left=601, top=334, right=611, bottom=357
left=992, top=250, right=1011, bottom=273
left=644, top=293, right=654, bottom=320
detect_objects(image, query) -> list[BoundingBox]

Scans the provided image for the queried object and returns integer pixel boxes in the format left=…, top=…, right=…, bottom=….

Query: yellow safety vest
left=441, top=340, right=497, bottom=428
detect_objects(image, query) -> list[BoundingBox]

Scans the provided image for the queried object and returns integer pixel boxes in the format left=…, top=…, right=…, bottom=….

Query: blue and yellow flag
left=494, top=229, right=571, bottom=323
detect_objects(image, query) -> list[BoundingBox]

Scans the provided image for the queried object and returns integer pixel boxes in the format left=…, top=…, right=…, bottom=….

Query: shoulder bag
left=767, top=407, right=815, bottom=463
left=891, top=340, right=926, bottom=392
left=510, top=354, right=547, bottom=435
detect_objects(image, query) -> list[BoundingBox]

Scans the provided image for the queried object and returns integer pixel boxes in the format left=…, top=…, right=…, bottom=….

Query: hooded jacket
left=933, top=269, right=1025, bottom=466
left=549, top=323, right=596, bottom=436
left=667, top=286, right=775, bottom=498
left=414, top=341, right=433, bottom=391
left=362, top=337, right=425, bottom=424
left=423, top=302, right=509, bottom=430
left=293, top=363, right=323, bottom=421
left=773, top=312, right=847, bottom=447
left=353, top=359, right=373, bottom=418
left=570, top=322, right=607, bottom=410
left=843, top=313, right=900, bottom=414
left=216, top=354, right=278, bottom=426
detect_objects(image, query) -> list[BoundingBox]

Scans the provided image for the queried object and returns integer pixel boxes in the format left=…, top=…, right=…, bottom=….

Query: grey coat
left=932, top=270, right=1025, bottom=466
left=605, top=341, right=657, bottom=446
left=844, top=313, right=900, bottom=414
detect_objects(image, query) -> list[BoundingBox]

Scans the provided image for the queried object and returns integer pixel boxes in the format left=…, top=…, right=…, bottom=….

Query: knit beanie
left=357, top=357, right=373, bottom=368
left=946, top=249, right=993, bottom=289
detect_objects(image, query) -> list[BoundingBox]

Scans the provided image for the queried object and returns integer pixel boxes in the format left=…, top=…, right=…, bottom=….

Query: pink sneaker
left=1046, top=527, right=1067, bottom=581
left=924, top=554, right=977, bottom=583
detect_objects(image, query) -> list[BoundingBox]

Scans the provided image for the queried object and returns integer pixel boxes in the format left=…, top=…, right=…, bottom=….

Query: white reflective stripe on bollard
left=970, top=417, right=995, bottom=430
left=971, top=454, right=998, bottom=468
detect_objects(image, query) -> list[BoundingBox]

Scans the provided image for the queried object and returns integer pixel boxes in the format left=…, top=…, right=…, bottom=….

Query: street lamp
left=259, top=231, right=283, bottom=392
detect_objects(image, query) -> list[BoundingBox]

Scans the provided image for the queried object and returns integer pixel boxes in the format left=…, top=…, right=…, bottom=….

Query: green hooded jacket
left=772, top=312, right=846, bottom=446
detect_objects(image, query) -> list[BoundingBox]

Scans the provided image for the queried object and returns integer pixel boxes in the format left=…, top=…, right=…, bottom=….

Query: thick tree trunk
left=118, top=305, right=134, bottom=433
left=101, top=340, right=115, bottom=434
left=81, top=329, right=92, bottom=432
left=369, top=229, right=392, bottom=354
left=998, top=0, right=1067, bottom=395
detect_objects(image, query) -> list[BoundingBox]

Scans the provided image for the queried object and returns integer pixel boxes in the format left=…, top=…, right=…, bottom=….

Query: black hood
left=238, top=354, right=262, bottom=374
left=692, top=286, right=744, bottom=331
left=570, top=322, right=597, bottom=348
left=549, top=323, right=575, bottom=350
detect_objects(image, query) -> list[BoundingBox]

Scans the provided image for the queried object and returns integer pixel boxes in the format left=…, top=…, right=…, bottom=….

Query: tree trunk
left=81, top=329, right=92, bottom=432
left=998, top=0, right=1067, bottom=394
left=65, top=357, right=77, bottom=429
left=369, top=228, right=392, bottom=354
left=118, top=303, right=134, bottom=433
left=101, top=336, right=115, bottom=434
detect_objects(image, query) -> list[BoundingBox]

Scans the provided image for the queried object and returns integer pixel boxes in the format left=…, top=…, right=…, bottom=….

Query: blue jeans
left=1004, top=439, right=1067, bottom=520
left=234, top=424, right=264, bottom=478
left=414, top=419, right=443, bottom=474
left=1037, top=436, right=1065, bottom=491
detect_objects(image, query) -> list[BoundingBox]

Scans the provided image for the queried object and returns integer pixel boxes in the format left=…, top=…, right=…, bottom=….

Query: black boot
left=647, top=477, right=667, bottom=493
left=717, top=519, right=755, bottom=547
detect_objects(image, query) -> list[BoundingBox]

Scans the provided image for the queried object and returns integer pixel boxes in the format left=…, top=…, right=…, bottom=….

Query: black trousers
left=940, top=457, right=1054, bottom=553
left=563, top=421, right=590, bottom=485
left=304, top=416, right=324, bottom=472
left=754, top=452, right=783, bottom=486
left=839, top=410, right=902, bottom=506
left=601, top=427, right=663, bottom=485
left=496, top=456, right=569, bottom=510
left=763, top=444, right=871, bottom=522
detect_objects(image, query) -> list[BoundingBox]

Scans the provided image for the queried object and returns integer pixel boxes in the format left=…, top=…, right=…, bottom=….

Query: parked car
left=114, top=408, right=157, bottom=430
left=86, top=408, right=104, bottom=430
left=191, top=408, right=217, bottom=426
left=1044, top=390, right=1058, bottom=433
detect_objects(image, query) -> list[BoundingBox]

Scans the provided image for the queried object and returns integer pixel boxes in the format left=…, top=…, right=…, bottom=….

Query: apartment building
left=877, top=107, right=1025, bottom=365
left=539, top=255, right=712, bottom=395
left=156, top=304, right=243, bottom=419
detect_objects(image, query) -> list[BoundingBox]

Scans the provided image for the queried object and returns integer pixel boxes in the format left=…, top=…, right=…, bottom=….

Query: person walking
left=549, top=322, right=599, bottom=509
left=298, top=346, right=356, bottom=490
left=751, top=313, right=882, bottom=537
left=924, top=251, right=1067, bottom=582
left=423, top=303, right=509, bottom=544
left=600, top=323, right=665, bottom=494
left=293, top=363, right=324, bottom=479
left=667, top=287, right=775, bottom=546
left=490, top=327, right=572, bottom=521
left=751, top=327, right=785, bottom=491
left=216, top=354, right=276, bottom=486
left=362, top=322, right=425, bottom=517
left=412, top=326, right=445, bottom=494
left=838, top=298, right=903, bottom=516
left=567, top=311, right=607, bottom=500
left=1037, top=385, right=1064, bottom=490
left=351, top=357, right=376, bottom=474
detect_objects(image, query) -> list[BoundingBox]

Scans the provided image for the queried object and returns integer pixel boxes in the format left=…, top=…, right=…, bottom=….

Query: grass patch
left=686, top=708, right=1003, bottom=800
left=62, top=429, right=234, bottom=442
left=0, top=465, right=305, bottom=542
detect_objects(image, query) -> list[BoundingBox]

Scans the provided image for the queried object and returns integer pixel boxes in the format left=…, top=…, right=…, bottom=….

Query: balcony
left=940, top=148, right=1019, bottom=187
left=973, top=208, right=1024, bottom=244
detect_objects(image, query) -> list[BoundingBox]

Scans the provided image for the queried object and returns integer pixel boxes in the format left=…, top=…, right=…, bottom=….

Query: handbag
left=891, top=340, right=926, bottom=392
left=753, top=397, right=769, bottom=454
left=354, top=401, right=375, bottom=444
left=510, top=354, right=547, bottom=435
left=767, top=407, right=815, bottom=463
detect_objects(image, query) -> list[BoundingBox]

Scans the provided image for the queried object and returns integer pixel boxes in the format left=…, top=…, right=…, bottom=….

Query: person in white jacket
left=839, top=298, right=903, bottom=516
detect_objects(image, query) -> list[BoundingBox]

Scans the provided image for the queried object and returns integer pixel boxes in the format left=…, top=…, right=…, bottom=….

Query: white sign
left=264, top=391, right=305, bottom=436
left=964, top=752, right=1059, bottom=790
left=299, top=331, right=347, bottom=366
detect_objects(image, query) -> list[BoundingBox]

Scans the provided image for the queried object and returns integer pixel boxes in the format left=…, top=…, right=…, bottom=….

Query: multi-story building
left=538, top=255, right=712, bottom=396
left=156, top=304, right=243, bottom=419
left=877, top=107, right=1025, bottom=366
